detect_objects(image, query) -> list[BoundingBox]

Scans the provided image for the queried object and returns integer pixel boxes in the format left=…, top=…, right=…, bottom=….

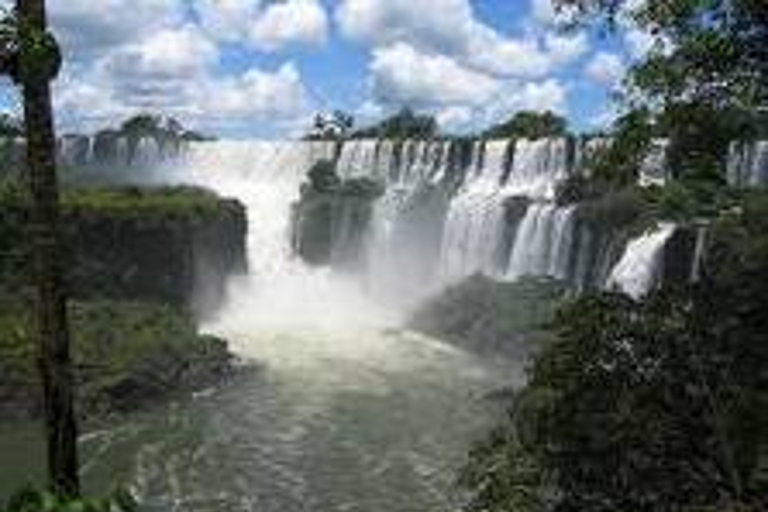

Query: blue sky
left=0, top=0, right=653, bottom=138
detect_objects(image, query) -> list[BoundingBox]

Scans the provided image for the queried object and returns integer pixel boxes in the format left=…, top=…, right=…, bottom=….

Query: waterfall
left=438, top=140, right=510, bottom=283
left=439, top=137, right=576, bottom=285
left=502, top=138, right=568, bottom=199
left=606, top=223, right=677, bottom=299
left=133, top=136, right=161, bottom=166
left=728, top=140, right=768, bottom=187
left=170, top=140, right=399, bottom=332
left=500, top=138, right=575, bottom=282
left=638, top=138, right=670, bottom=187
left=505, top=203, right=576, bottom=281
left=60, top=134, right=766, bottom=310
left=366, top=140, right=453, bottom=304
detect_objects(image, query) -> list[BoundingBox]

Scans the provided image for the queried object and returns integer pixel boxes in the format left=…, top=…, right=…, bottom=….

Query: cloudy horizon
left=0, top=0, right=652, bottom=139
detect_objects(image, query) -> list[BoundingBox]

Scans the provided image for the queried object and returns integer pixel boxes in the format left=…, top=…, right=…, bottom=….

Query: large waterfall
left=168, top=140, right=402, bottom=333
left=49, top=134, right=768, bottom=306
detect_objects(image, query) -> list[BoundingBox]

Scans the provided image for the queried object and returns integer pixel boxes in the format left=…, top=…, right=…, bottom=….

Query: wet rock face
left=0, top=191, right=248, bottom=317
left=64, top=206, right=246, bottom=317
left=291, top=160, right=384, bottom=268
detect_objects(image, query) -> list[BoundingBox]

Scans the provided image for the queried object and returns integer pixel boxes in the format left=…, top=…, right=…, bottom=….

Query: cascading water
left=171, top=140, right=400, bottom=335
left=502, top=138, right=568, bottom=199
left=439, top=140, right=510, bottom=283
left=505, top=203, right=576, bottom=281
left=728, top=140, right=768, bottom=187
left=606, top=223, right=677, bottom=299
left=30, top=138, right=506, bottom=512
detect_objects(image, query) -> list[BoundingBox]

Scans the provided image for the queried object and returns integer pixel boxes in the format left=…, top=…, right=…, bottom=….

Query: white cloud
left=191, top=0, right=329, bottom=51
left=436, top=105, right=475, bottom=132
left=624, top=28, right=656, bottom=59
left=585, top=52, right=625, bottom=86
left=336, top=0, right=471, bottom=54
left=20, top=0, right=319, bottom=135
left=103, top=26, right=218, bottom=81
left=370, top=43, right=500, bottom=107
left=251, top=0, right=329, bottom=50
left=203, top=63, right=310, bottom=121
left=487, top=79, right=568, bottom=119
left=192, top=0, right=261, bottom=41
left=337, top=0, right=587, bottom=78
left=48, top=0, right=185, bottom=62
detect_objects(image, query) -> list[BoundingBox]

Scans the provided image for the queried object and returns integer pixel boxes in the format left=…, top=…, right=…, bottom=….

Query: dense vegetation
left=484, top=111, right=567, bottom=140
left=1, top=487, right=136, bottom=512
left=460, top=195, right=768, bottom=512
left=458, top=2, right=768, bottom=511
left=352, top=108, right=440, bottom=140
left=0, top=182, right=245, bottom=422
left=0, top=299, right=232, bottom=420
left=0, top=183, right=246, bottom=310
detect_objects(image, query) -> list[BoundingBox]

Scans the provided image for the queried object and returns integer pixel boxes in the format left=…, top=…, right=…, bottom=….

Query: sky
left=0, top=0, right=654, bottom=139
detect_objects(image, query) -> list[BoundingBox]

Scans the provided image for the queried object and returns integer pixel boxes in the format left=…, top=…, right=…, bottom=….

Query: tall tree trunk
left=17, top=0, right=80, bottom=498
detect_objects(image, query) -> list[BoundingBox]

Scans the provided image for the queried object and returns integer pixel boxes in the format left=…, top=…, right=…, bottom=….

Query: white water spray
left=171, top=141, right=399, bottom=348
left=606, top=223, right=677, bottom=299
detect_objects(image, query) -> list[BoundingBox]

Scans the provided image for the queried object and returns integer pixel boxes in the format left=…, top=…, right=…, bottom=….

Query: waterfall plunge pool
left=0, top=328, right=514, bottom=512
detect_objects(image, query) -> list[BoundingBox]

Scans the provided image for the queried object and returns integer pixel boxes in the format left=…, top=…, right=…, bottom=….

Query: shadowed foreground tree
left=1, top=0, right=80, bottom=498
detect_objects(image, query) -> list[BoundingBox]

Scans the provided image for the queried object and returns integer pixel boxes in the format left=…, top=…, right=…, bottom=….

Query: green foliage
left=592, top=109, right=653, bottom=189
left=658, top=101, right=757, bottom=184
left=0, top=299, right=232, bottom=416
left=0, top=182, right=240, bottom=224
left=306, top=160, right=341, bottom=193
left=576, top=185, right=650, bottom=233
left=353, top=108, right=438, bottom=139
left=60, top=186, right=235, bottom=220
left=1, top=487, right=136, bottom=512
left=461, top=197, right=768, bottom=512
left=559, top=0, right=768, bottom=109
left=484, top=111, right=568, bottom=140
left=409, top=275, right=565, bottom=358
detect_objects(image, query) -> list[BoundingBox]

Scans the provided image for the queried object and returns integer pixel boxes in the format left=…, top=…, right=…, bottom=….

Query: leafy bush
left=460, top=199, right=768, bottom=512
left=352, top=108, right=438, bottom=139
left=483, top=111, right=568, bottom=140
left=1, top=487, right=136, bottom=512
left=0, top=300, right=232, bottom=417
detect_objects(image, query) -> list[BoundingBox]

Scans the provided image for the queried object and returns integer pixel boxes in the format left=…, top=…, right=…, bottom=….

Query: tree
left=309, top=110, right=355, bottom=140
left=483, top=110, right=568, bottom=140
left=2, top=0, right=80, bottom=498
left=353, top=107, right=438, bottom=139
left=557, top=0, right=767, bottom=185
left=461, top=196, right=768, bottom=512
left=557, top=0, right=767, bottom=111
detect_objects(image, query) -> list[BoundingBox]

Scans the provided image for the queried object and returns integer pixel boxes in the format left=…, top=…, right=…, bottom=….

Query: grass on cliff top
left=0, top=180, right=239, bottom=220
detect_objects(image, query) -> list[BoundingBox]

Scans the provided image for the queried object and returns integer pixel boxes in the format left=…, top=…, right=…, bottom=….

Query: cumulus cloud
left=365, top=40, right=568, bottom=132
left=337, top=0, right=587, bottom=78
left=17, top=0, right=319, bottom=135
left=191, top=0, right=329, bottom=51
left=251, top=0, right=329, bottom=50
left=370, top=43, right=500, bottom=107
left=48, top=0, right=185, bottom=62
left=585, top=52, right=625, bottom=86
left=202, top=63, right=310, bottom=121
